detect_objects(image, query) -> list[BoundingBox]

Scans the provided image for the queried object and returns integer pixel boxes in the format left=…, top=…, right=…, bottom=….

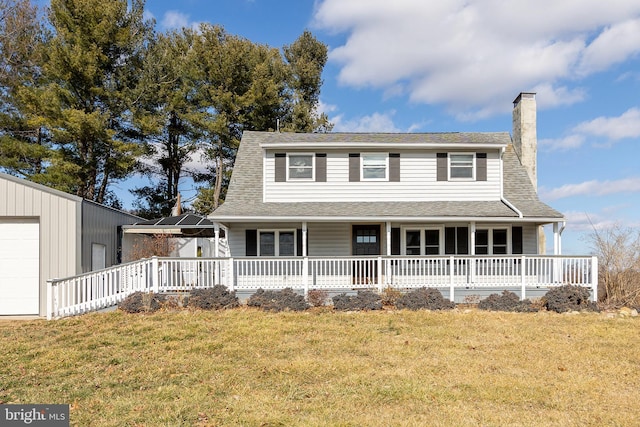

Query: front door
left=352, top=225, right=380, bottom=255
left=352, top=225, right=380, bottom=284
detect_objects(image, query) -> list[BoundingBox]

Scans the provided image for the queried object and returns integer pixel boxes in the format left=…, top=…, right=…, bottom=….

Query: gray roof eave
left=260, top=142, right=508, bottom=150
left=208, top=214, right=564, bottom=224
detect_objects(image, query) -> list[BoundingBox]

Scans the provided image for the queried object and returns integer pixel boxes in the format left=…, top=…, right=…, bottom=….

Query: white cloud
left=540, top=177, right=640, bottom=201
left=539, top=134, right=586, bottom=151
left=161, top=11, right=190, bottom=30
left=331, top=111, right=401, bottom=132
left=540, top=108, right=640, bottom=151
left=573, top=108, right=640, bottom=141
left=313, top=0, right=640, bottom=117
left=579, top=18, right=640, bottom=74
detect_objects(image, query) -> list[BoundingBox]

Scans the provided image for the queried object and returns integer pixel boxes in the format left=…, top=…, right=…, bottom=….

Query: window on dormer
left=450, top=154, right=474, bottom=179
left=362, top=153, right=387, bottom=180
left=288, top=154, right=313, bottom=180
left=437, top=152, right=487, bottom=181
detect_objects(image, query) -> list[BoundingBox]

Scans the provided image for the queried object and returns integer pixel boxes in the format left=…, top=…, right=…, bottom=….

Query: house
left=209, top=93, right=563, bottom=259
left=0, top=172, right=140, bottom=316
left=43, top=93, right=596, bottom=318
left=209, top=93, right=593, bottom=300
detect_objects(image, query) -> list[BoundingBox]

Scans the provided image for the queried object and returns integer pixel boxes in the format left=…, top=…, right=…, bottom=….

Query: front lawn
left=0, top=309, right=637, bottom=426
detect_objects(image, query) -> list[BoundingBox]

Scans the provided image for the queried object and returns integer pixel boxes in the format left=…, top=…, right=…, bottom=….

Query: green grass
left=0, top=308, right=638, bottom=426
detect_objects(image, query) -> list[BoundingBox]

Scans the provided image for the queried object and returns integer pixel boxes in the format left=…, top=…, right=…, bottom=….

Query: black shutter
left=445, top=227, right=455, bottom=254
left=245, top=230, right=257, bottom=256
left=476, top=153, right=487, bottom=181
left=512, top=226, right=523, bottom=254
left=275, top=153, right=286, bottom=182
left=316, top=153, right=326, bottom=182
left=391, top=227, right=401, bottom=255
left=349, top=153, right=360, bottom=182
left=389, top=153, right=400, bottom=182
left=437, top=153, right=448, bottom=181
left=457, top=227, right=469, bottom=254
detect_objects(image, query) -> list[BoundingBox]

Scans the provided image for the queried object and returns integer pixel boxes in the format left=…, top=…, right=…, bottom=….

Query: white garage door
left=0, top=220, right=39, bottom=315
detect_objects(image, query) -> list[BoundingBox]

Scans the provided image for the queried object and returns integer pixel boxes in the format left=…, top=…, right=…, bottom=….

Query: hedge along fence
left=118, top=285, right=601, bottom=314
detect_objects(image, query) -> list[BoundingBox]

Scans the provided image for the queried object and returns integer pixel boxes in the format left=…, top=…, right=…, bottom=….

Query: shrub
left=307, top=289, right=329, bottom=307
left=478, top=291, right=537, bottom=312
left=543, top=285, right=599, bottom=313
left=395, top=288, right=455, bottom=310
left=186, top=285, right=239, bottom=310
left=118, top=291, right=165, bottom=313
left=247, top=288, right=309, bottom=312
left=332, top=290, right=382, bottom=311
left=380, top=286, right=403, bottom=306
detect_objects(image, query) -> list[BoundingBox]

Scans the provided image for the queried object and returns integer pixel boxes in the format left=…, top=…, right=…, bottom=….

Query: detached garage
left=0, top=172, right=140, bottom=316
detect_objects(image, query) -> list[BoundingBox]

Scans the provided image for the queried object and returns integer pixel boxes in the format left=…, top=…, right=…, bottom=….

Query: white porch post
left=302, top=222, right=308, bottom=295
left=520, top=255, right=526, bottom=300
left=469, top=222, right=476, bottom=285
left=214, top=224, right=220, bottom=258
left=302, top=222, right=307, bottom=257
left=591, top=256, right=598, bottom=302
left=470, top=222, right=476, bottom=255
left=449, top=256, right=455, bottom=302
left=227, top=257, right=234, bottom=291
left=386, top=222, right=391, bottom=255
left=553, top=223, right=559, bottom=256
left=386, top=221, right=391, bottom=286
left=151, top=256, right=159, bottom=293
left=47, top=279, right=55, bottom=320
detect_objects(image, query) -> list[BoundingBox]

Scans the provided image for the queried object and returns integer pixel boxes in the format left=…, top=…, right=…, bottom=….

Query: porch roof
left=210, top=131, right=564, bottom=223
left=123, top=213, right=221, bottom=234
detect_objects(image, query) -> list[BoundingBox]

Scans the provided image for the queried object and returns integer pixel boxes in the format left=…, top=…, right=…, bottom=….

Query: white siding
left=264, top=150, right=502, bottom=202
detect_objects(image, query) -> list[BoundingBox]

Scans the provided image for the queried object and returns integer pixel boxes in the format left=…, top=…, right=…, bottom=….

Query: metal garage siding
left=0, top=173, right=80, bottom=316
left=81, top=201, right=140, bottom=272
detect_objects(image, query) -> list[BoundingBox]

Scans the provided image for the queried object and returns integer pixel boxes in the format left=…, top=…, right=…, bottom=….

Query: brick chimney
left=512, top=92, right=537, bottom=190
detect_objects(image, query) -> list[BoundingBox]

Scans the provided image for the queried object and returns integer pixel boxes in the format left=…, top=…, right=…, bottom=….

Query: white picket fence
left=47, top=255, right=598, bottom=319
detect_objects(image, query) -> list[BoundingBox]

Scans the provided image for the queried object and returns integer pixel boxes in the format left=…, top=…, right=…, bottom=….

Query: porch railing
left=48, top=255, right=598, bottom=319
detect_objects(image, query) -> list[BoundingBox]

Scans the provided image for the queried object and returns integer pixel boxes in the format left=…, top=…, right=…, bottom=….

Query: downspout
left=500, top=147, right=523, bottom=218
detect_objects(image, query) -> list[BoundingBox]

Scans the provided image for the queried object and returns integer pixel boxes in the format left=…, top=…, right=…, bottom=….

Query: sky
left=103, top=1, right=640, bottom=254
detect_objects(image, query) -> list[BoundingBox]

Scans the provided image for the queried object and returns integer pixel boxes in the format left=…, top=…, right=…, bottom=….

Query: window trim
left=448, top=152, right=475, bottom=181
left=474, top=226, right=511, bottom=255
left=401, top=226, right=445, bottom=255
left=257, top=229, right=297, bottom=257
left=361, top=152, right=388, bottom=181
left=287, top=153, right=315, bottom=181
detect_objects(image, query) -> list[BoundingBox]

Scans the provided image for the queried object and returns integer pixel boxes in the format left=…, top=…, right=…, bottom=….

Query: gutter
left=499, top=146, right=523, bottom=218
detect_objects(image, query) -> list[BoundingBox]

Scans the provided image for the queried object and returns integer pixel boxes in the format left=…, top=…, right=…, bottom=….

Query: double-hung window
left=361, top=153, right=387, bottom=180
left=288, top=154, right=314, bottom=180
left=438, top=153, right=486, bottom=182
left=259, top=230, right=295, bottom=256
left=449, top=154, right=474, bottom=179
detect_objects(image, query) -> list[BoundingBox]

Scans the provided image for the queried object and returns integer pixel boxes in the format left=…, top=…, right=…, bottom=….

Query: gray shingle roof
left=210, top=131, right=563, bottom=222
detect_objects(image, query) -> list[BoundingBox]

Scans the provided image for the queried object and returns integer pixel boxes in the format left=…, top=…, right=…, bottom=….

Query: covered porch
left=47, top=253, right=597, bottom=319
